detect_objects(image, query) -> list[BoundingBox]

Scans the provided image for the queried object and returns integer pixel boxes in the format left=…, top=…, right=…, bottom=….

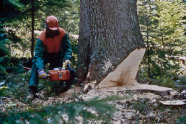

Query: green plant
left=0, top=96, right=123, bottom=124
left=2, top=71, right=31, bottom=102
left=176, top=115, right=186, bottom=124
left=0, top=0, right=25, bottom=79
left=137, top=0, right=185, bottom=88
left=133, top=98, right=150, bottom=115
left=0, top=84, right=8, bottom=97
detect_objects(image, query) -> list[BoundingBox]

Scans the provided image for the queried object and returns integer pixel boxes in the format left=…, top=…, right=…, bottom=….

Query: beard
left=46, top=28, right=60, bottom=38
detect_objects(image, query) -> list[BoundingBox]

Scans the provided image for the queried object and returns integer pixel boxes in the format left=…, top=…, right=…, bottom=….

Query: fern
left=0, top=38, right=11, bottom=56
left=0, top=0, right=25, bottom=79
left=7, top=0, right=24, bottom=9
left=0, top=86, right=8, bottom=97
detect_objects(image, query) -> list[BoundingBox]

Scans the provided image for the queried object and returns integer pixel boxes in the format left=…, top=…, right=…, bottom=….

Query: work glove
left=64, top=60, right=71, bottom=67
left=38, top=69, right=47, bottom=79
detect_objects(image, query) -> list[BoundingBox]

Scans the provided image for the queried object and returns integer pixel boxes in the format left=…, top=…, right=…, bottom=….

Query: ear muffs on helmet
left=44, top=21, right=60, bottom=30
left=44, top=20, right=48, bottom=29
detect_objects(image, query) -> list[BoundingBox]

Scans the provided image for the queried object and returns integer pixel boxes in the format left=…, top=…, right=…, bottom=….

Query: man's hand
left=38, top=69, right=47, bottom=79
left=64, top=60, right=71, bottom=67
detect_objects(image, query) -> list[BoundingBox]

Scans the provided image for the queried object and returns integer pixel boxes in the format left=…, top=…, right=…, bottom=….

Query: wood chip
left=160, top=100, right=186, bottom=106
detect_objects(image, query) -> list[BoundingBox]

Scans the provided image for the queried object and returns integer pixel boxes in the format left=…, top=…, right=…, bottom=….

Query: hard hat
left=46, top=15, right=59, bottom=30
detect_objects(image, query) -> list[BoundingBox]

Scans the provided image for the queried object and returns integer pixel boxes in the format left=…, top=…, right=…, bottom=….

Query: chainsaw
left=23, top=64, right=75, bottom=82
left=48, top=65, right=71, bottom=81
left=23, top=64, right=76, bottom=94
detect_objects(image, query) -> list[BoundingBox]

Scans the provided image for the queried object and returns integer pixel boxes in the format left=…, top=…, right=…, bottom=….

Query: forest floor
left=1, top=48, right=185, bottom=123
left=81, top=82, right=186, bottom=124
left=1, top=77, right=186, bottom=123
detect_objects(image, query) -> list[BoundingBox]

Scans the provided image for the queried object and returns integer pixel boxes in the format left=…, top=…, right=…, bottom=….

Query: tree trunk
left=31, top=0, right=34, bottom=59
left=77, top=0, right=145, bottom=85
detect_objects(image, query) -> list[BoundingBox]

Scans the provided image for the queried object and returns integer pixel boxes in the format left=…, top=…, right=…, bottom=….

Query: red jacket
left=38, top=28, right=66, bottom=53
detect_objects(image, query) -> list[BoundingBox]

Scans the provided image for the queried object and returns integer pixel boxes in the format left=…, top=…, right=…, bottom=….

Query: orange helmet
left=46, top=15, right=59, bottom=30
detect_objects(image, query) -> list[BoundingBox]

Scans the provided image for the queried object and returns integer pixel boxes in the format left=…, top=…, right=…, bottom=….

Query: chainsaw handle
left=41, top=74, right=51, bottom=80
left=66, top=63, right=71, bottom=70
left=23, top=66, right=32, bottom=70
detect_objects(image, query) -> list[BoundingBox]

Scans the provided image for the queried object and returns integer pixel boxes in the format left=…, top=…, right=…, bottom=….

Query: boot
left=75, top=79, right=83, bottom=87
left=27, top=86, right=37, bottom=101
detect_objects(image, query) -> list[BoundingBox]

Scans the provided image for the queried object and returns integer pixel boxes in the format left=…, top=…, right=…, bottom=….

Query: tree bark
left=31, top=0, right=34, bottom=59
left=77, top=0, right=145, bottom=85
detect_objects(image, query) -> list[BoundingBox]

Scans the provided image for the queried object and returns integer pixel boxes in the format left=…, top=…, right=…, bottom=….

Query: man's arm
left=61, top=34, right=72, bottom=61
left=34, top=39, right=45, bottom=69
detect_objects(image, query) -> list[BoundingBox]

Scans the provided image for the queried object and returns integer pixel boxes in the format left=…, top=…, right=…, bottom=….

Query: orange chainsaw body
left=49, top=70, right=70, bottom=81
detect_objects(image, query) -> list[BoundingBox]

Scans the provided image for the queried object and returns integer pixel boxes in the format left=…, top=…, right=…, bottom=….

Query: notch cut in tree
left=77, top=0, right=145, bottom=87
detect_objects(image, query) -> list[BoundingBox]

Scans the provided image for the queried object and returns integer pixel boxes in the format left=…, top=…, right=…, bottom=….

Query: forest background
left=1, top=0, right=185, bottom=88
left=0, top=0, right=185, bottom=123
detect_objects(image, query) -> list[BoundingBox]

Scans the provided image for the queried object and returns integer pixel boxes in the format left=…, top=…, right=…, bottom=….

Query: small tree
left=137, top=0, right=185, bottom=85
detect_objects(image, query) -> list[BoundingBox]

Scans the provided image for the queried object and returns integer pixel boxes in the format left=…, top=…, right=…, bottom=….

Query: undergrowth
left=137, top=65, right=186, bottom=90
left=129, top=98, right=185, bottom=123
left=0, top=71, right=125, bottom=123
left=0, top=95, right=123, bottom=124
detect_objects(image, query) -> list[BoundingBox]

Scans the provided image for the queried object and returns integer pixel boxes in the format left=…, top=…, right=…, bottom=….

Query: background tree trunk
left=31, top=0, right=34, bottom=59
left=77, top=0, right=145, bottom=85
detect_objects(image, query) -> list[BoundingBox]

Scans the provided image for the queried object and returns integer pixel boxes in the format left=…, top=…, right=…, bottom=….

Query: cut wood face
left=98, top=48, right=146, bottom=88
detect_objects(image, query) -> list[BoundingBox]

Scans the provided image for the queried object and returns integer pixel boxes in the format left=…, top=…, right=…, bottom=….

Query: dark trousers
left=29, top=52, right=62, bottom=88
